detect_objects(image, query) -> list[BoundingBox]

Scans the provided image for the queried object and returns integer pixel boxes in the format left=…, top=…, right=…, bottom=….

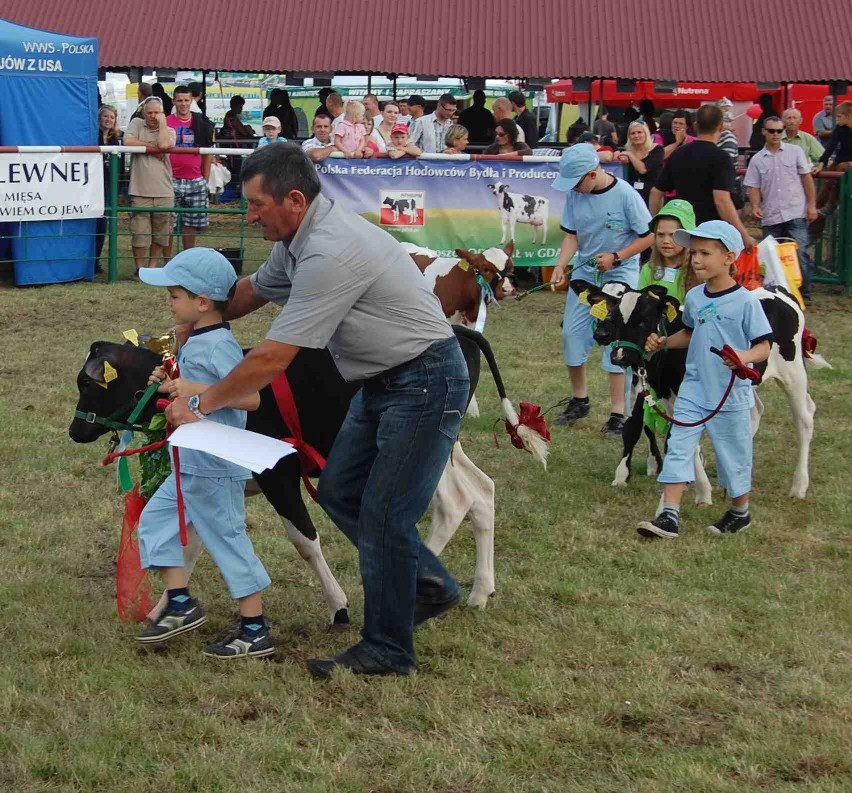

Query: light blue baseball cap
left=552, top=143, right=600, bottom=192
left=673, top=220, right=744, bottom=258
left=138, top=248, right=237, bottom=301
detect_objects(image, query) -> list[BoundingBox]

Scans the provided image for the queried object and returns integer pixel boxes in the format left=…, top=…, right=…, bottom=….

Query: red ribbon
left=802, top=328, right=818, bottom=359
left=504, top=401, right=551, bottom=452
left=270, top=372, right=327, bottom=502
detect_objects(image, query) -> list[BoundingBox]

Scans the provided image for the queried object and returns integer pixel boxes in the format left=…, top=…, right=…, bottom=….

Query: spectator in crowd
left=661, top=110, right=695, bottom=161
left=294, top=105, right=309, bottom=138
left=123, top=96, right=176, bottom=274
left=744, top=116, right=818, bottom=302
left=781, top=108, right=824, bottom=166
left=151, top=82, right=173, bottom=116
left=638, top=99, right=658, bottom=134
left=451, top=109, right=461, bottom=125
left=717, top=110, right=740, bottom=164
left=362, top=93, right=382, bottom=125
left=315, top=86, right=334, bottom=118
left=618, top=121, right=664, bottom=206
left=483, top=119, right=532, bottom=156
left=188, top=82, right=205, bottom=114
left=95, top=105, right=122, bottom=272
left=458, top=90, right=495, bottom=145
left=410, top=93, right=457, bottom=154
left=508, top=90, right=539, bottom=148
left=222, top=96, right=255, bottom=144
left=131, top=82, right=153, bottom=121
left=362, top=114, right=385, bottom=155
left=578, top=131, right=615, bottom=163
left=593, top=107, right=618, bottom=147
left=618, top=106, right=641, bottom=145
left=443, top=124, right=469, bottom=154
left=407, top=95, right=426, bottom=124
left=397, top=99, right=412, bottom=126
left=167, top=85, right=213, bottom=251
left=812, top=95, right=835, bottom=144
left=811, top=101, right=852, bottom=229
left=653, top=112, right=675, bottom=146
left=376, top=100, right=400, bottom=145
left=257, top=116, right=286, bottom=148
left=387, top=123, right=422, bottom=159
left=749, top=93, right=776, bottom=150
left=301, top=114, right=336, bottom=162
left=334, top=99, right=368, bottom=158
left=651, top=104, right=755, bottom=251
left=263, top=88, right=298, bottom=140
left=326, top=92, right=346, bottom=132
left=567, top=115, right=590, bottom=145
left=492, top=97, right=525, bottom=142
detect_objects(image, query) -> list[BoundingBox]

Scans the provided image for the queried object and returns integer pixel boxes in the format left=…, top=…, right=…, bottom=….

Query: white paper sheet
left=168, top=421, right=296, bottom=473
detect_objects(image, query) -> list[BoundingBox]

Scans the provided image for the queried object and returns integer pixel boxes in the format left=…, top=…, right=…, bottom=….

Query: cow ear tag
left=578, top=289, right=590, bottom=305
left=103, top=361, right=119, bottom=383
left=95, top=381, right=108, bottom=390
left=123, top=329, right=140, bottom=346
left=665, top=304, right=678, bottom=323
left=457, top=260, right=470, bottom=272
left=590, top=301, right=609, bottom=320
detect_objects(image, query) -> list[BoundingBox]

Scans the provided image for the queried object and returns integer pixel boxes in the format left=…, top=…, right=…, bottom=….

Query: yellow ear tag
left=123, top=329, right=140, bottom=346
left=578, top=289, right=590, bottom=305
left=95, top=381, right=108, bottom=390
left=665, top=304, right=678, bottom=323
left=457, top=260, right=470, bottom=272
left=590, top=301, right=609, bottom=321
left=103, top=361, right=118, bottom=384
left=647, top=291, right=660, bottom=300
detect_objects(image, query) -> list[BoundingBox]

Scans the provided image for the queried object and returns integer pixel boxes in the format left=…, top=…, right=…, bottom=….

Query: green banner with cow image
left=315, top=158, right=621, bottom=267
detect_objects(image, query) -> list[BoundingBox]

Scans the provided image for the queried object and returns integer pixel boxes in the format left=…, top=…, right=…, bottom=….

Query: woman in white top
left=376, top=101, right=400, bottom=145
left=363, top=114, right=387, bottom=154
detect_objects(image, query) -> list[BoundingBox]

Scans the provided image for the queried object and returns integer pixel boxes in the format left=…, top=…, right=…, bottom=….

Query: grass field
left=0, top=266, right=850, bottom=792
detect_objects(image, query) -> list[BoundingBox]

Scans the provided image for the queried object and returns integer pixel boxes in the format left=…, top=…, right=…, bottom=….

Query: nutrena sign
left=0, top=18, right=98, bottom=78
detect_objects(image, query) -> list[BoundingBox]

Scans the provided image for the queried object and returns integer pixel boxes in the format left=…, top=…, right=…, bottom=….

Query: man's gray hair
left=142, top=96, right=163, bottom=109
left=242, top=143, right=321, bottom=203
left=782, top=107, right=802, bottom=120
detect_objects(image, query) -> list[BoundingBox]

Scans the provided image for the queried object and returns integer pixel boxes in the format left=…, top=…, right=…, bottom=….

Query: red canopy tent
left=545, top=80, right=785, bottom=109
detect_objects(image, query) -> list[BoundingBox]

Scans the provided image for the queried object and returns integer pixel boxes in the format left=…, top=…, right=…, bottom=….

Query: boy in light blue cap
left=636, top=221, right=773, bottom=539
left=135, top=248, right=275, bottom=658
left=550, top=143, right=654, bottom=438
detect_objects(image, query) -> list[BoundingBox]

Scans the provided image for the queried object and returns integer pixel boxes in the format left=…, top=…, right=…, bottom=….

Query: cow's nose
left=502, top=279, right=515, bottom=295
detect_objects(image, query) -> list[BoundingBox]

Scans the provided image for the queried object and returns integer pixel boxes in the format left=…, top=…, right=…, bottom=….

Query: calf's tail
left=452, top=325, right=550, bottom=469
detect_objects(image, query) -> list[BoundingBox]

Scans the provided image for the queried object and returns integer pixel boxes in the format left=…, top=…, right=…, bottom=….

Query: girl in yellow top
left=638, top=199, right=700, bottom=301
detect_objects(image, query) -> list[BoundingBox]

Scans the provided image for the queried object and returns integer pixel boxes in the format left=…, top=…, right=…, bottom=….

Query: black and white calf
left=70, top=328, right=548, bottom=621
left=573, top=280, right=830, bottom=501
left=487, top=183, right=548, bottom=246
left=383, top=196, right=418, bottom=224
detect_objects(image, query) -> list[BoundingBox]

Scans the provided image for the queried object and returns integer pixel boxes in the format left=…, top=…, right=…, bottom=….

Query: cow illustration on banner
left=316, top=158, right=622, bottom=267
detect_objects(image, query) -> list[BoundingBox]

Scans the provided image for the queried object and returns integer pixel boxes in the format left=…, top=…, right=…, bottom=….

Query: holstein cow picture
left=571, top=281, right=831, bottom=502
left=487, top=182, right=548, bottom=247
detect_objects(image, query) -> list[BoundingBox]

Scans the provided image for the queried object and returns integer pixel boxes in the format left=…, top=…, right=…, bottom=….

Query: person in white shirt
left=362, top=93, right=383, bottom=126
left=492, top=97, right=525, bottom=143
left=301, top=115, right=336, bottom=162
left=409, top=93, right=457, bottom=154
left=327, top=92, right=345, bottom=133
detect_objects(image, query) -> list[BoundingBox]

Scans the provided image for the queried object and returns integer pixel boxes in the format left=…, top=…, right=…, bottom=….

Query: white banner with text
left=0, top=152, right=104, bottom=221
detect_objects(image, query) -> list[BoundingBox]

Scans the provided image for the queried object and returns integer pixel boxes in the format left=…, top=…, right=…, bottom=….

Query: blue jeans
left=763, top=218, right=811, bottom=298
left=317, top=337, right=468, bottom=673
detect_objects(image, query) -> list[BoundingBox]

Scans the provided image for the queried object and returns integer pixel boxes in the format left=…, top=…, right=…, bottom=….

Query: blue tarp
left=0, top=17, right=98, bottom=285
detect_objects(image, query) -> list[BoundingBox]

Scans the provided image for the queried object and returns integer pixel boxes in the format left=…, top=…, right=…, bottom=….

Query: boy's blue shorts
left=657, top=400, right=753, bottom=498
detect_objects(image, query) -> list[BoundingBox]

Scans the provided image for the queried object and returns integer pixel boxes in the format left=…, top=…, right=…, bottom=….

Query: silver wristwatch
left=187, top=394, right=207, bottom=420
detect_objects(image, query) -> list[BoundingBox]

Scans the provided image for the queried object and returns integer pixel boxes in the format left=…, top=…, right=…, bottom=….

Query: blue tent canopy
left=0, top=17, right=98, bottom=285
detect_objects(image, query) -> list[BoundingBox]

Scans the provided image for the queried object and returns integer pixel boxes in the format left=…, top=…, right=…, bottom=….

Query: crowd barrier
left=1, top=146, right=849, bottom=289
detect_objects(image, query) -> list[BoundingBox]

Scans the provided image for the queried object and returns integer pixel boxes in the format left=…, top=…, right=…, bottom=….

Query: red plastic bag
left=116, top=485, right=153, bottom=622
left=734, top=248, right=762, bottom=291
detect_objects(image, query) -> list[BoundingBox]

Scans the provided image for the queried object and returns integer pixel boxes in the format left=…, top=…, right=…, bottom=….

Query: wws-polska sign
left=0, top=152, right=103, bottom=221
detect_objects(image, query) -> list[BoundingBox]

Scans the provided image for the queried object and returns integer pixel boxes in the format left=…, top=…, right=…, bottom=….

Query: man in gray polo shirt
left=166, top=143, right=467, bottom=678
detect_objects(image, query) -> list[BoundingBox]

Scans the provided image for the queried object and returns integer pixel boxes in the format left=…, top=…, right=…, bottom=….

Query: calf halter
left=74, top=381, right=160, bottom=434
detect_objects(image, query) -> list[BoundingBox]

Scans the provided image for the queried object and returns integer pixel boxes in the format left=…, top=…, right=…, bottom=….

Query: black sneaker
left=203, top=626, right=276, bottom=659
left=637, top=512, right=680, bottom=539
left=706, top=510, right=751, bottom=536
left=554, top=398, right=590, bottom=426
left=602, top=415, right=625, bottom=439
left=136, top=599, right=206, bottom=644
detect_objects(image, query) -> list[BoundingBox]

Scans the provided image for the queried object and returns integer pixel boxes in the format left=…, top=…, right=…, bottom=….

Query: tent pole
left=393, top=76, right=397, bottom=101
left=368, top=75, right=372, bottom=93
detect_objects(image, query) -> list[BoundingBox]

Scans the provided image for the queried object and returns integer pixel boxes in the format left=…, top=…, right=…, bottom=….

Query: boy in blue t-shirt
left=550, top=144, right=654, bottom=438
left=136, top=248, right=274, bottom=658
left=636, top=221, right=773, bottom=539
